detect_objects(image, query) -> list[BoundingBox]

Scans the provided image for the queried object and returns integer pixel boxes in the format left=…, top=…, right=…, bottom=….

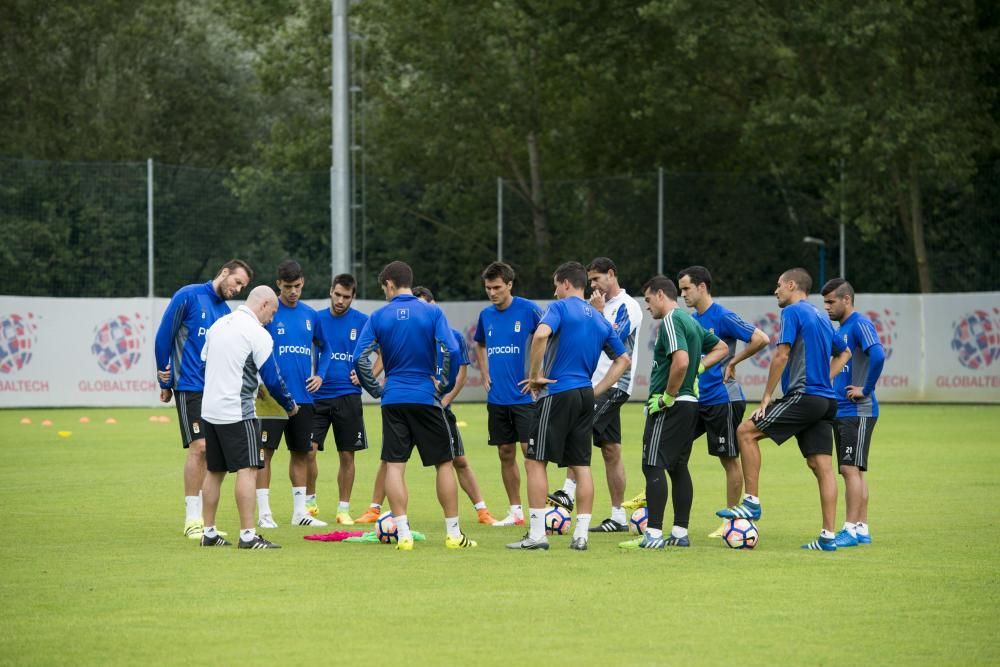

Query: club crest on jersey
left=306, top=320, right=312, bottom=331
left=350, top=328, right=357, bottom=340
left=514, top=320, right=521, bottom=332
left=488, top=325, right=494, bottom=337
left=397, top=308, right=409, bottom=321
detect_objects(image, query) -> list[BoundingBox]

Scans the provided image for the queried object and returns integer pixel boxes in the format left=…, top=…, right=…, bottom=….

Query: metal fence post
left=147, top=158, right=154, bottom=298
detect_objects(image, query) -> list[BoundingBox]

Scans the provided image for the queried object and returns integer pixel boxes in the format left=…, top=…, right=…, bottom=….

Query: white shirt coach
left=201, top=305, right=283, bottom=424
left=591, top=289, right=644, bottom=396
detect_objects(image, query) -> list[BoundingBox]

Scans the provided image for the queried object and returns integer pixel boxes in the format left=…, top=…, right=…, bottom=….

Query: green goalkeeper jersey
left=649, top=307, right=720, bottom=398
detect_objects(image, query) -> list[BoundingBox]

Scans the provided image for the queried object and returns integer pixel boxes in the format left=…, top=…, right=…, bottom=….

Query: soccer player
left=619, top=276, right=728, bottom=550
left=353, top=261, right=476, bottom=551
left=506, top=261, right=630, bottom=552
left=822, top=278, right=884, bottom=547
left=310, top=273, right=371, bottom=526
left=548, top=257, right=644, bottom=533
left=154, top=258, right=252, bottom=539
left=412, top=286, right=497, bottom=523
left=717, top=268, right=851, bottom=551
left=474, top=261, right=544, bottom=527
left=199, top=286, right=298, bottom=549
left=255, top=260, right=327, bottom=529
left=677, top=265, right=770, bottom=538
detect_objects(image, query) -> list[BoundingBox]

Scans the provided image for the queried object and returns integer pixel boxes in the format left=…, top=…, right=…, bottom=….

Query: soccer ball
left=629, top=507, right=648, bottom=535
left=544, top=506, right=572, bottom=535
left=375, top=511, right=398, bottom=543
left=722, top=518, right=759, bottom=549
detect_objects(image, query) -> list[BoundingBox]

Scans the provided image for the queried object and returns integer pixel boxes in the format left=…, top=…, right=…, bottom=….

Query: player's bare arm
left=725, top=328, right=770, bottom=382
left=701, top=339, right=729, bottom=371
left=475, top=343, right=491, bottom=392
left=441, top=364, right=468, bottom=407
left=593, top=353, right=631, bottom=397
left=829, top=348, right=852, bottom=381
left=519, top=323, right=554, bottom=394
left=752, top=343, right=790, bottom=420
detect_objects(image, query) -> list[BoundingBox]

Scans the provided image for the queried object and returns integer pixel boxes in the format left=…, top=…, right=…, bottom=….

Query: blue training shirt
left=264, top=301, right=318, bottom=406
left=155, top=281, right=232, bottom=392
left=353, top=294, right=459, bottom=406
left=314, top=307, right=369, bottom=400
left=834, top=311, right=885, bottom=417
left=778, top=300, right=846, bottom=399
left=692, top=303, right=756, bottom=406
left=474, top=296, right=543, bottom=406
left=538, top=296, right=627, bottom=398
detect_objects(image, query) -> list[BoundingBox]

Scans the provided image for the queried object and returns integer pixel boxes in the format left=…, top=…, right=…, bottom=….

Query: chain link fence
left=1, top=157, right=996, bottom=299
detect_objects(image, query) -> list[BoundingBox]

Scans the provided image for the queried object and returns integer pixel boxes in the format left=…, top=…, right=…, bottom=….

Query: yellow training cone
left=58, top=431, right=72, bottom=438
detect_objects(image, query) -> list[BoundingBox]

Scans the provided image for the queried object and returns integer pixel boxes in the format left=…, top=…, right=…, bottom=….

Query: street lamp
left=803, top=236, right=827, bottom=288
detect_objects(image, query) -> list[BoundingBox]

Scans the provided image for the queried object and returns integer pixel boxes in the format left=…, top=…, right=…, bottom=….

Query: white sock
left=646, top=527, right=663, bottom=539
left=473, top=501, right=487, bottom=511
left=562, top=478, right=577, bottom=501
left=574, top=513, right=592, bottom=539
left=671, top=525, right=688, bottom=539
left=821, top=529, right=835, bottom=540
left=744, top=494, right=760, bottom=505
left=306, top=493, right=317, bottom=505
left=445, top=516, right=461, bottom=538
left=611, top=506, right=626, bottom=524
left=855, top=522, right=870, bottom=536
left=510, top=504, right=523, bottom=517
left=240, top=528, right=256, bottom=542
left=204, top=526, right=218, bottom=538
left=843, top=521, right=857, bottom=536
left=292, top=487, right=307, bottom=515
left=528, top=508, right=546, bottom=540
left=184, top=496, right=200, bottom=521
left=256, top=489, right=272, bottom=516
left=338, top=501, right=350, bottom=512
left=395, top=514, right=412, bottom=540
left=370, top=502, right=381, bottom=510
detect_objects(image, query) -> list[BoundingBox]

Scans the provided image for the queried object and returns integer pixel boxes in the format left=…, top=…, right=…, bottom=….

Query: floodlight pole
left=657, top=167, right=664, bottom=274
left=839, top=159, right=846, bottom=278
left=803, top=236, right=827, bottom=288
left=147, top=158, right=154, bottom=298
left=497, top=177, right=503, bottom=262
left=331, top=0, right=351, bottom=281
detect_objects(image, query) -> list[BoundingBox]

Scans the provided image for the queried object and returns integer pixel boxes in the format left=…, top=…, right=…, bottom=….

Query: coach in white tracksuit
left=199, top=286, right=298, bottom=548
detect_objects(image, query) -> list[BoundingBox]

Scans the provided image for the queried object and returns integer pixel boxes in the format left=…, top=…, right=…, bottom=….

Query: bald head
left=246, top=285, right=279, bottom=325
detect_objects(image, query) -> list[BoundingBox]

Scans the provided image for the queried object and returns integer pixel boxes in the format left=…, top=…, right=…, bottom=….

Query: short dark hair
left=587, top=257, right=617, bottom=274
left=553, top=261, right=588, bottom=289
left=641, top=275, right=678, bottom=300
left=332, top=273, right=357, bottom=295
left=821, top=277, right=854, bottom=302
left=677, top=265, right=712, bottom=293
left=378, top=261, right=413, bottom=288
left=482, top=261, right=515, bottom=284
left=276, top=259, right=303, bottom=282
left=781, top=267, right=813, bottom=294
left=412, top=286, right=435, bottom=302
left=218, top=259, right=253, bottom=282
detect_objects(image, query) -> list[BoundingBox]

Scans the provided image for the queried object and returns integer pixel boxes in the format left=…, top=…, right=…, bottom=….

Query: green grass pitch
left=1, top=403, right=998, bottom=666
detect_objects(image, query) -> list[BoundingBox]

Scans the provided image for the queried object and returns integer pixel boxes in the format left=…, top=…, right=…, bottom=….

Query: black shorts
left=642, top=400, right=700, bottom=471
left=260, top=404, right=315, bottom=453
left=204, top=419, right=263, bottom=473
left=752, top=393, right=837, bottom=457
left=312, top=395, right=368, bottom=452
left=487, top=403, right=534, bottom=446
left=174, top=391, right=204, bottom=448
left=445, top=408, right=465, bottom=457
left=692, top=401, right=746, bottom=458
left=834, top=416, right=877, bottom=471
left=381, top=403, right=454, bottom=467
left=527, top=387, right=594, bottom=467
left=592, top=388, right=629, bottom=447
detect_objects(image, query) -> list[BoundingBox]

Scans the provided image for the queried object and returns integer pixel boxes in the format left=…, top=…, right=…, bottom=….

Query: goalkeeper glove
left=693, top=362, right=706, bottom=397
left=646, top=393, right=674, bottom=415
